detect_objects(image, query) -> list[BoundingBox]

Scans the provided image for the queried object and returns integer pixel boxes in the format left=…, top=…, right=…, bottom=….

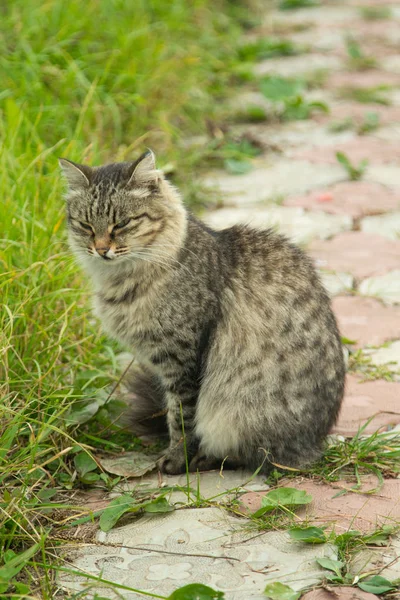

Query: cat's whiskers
left=131, top=246, right=192, bottom=276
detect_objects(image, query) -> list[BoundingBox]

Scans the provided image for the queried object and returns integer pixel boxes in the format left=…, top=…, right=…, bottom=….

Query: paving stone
left=204, top=159, right=345, bottom=206
left=332, top=296, right=400, bottom=348
left=328, top=70, right=400, bottom=90
left=285, top=181, right=400, bottom=218
left=301, top=588, right=380, bottom=600
left=254, top=54, right=341, bottom=78
left=204, top=206, right=351, bottom=245
left=348, top=536, right=400, bottom=584
left=309, top=232, right=400, bottom=279
left=240, top=477, right=400, bottom=534
left=294, top=137, right=400, bottom=165
left=119, top=469, right=270, bottom=506
left=316, top=101, right=400, bottom=128
left=361, top=211, right=400, bottom=240
left=240, top=121, right=354, bottom=153
left=366, top=340, right=400, bottom=375
left=59, top=507, right=337, bottom=599
left=382, top=55, right=400, bottom=74
left=333, top=375, right=400, bottom=437
left=359, top=270, right=400, bottom=305
left=320, top=272, right=354, bottom=297
left=275, top=5, right=358, bottom=26
left=367, top=164, right=400, bottom=187
left=374, top=122, right=400, bottom=142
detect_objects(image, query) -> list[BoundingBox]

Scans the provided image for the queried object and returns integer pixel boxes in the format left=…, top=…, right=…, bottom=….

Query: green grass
left=359, top=6, right=392, bottom=20
left=2, top=1, right=400, bottom=597
left=0, top=0, right=254, bottom=596
left=338, top=85, right=392, bottom=106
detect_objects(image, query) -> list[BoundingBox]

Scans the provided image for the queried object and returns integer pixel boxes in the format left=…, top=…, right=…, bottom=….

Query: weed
left=348, top=348, right=398, bottom=381
left=336, top=151, right=368, bottom=181
left=329, top=112, right=380, bottom=135
left=345, top=36, right=378, bottom=71
left=358, top=111, right=380, bottom=134
left=279, top=0, right=319, bottom=10
left=238, top=37, right=301, bottom=61
left=0, top=0, right=254, bottom=596
left=329, top=118, right=354, bottom=133
left=311, top=423, right=400, bottom=484
left=360, top=6, right=392, bottom=20
left=339, top=85, right=392, bottom=105
left=204, top=136, right=262, bottom=174
left=235, top=105, right=269, bottom=123
left=259, top=75, right=329, bottom=121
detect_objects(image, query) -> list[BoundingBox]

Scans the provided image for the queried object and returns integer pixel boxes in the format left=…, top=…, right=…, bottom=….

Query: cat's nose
left=95, top=246, right=110, bottom=258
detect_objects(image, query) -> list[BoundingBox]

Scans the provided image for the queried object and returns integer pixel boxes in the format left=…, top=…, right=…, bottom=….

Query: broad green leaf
left=224, top=158, right=252, bottom=175
left=364, top=526, right=394, bottom=546
left=74, top=452, right=98, bottom=476
left=317, top=557, right=344, bottom=577
left=168, top=583, right=225, bottom=599
left=99, top=495, right=140, bottom=532
left=144, top=497, right=174, bottom=514
left=253, top=487, right=312, bottom=517
left=80, top=472, right=100, bottom=484
left=264, top=582, right=300, bottom=600
left=0, top=543, right=40, bottom=581
left=358, top=575, right=395, bottom=594
left=66, top=399, right=103, bottom=425
left=260, top=76, right=304, bottom=101
left=289, top=526, right=326, bottom=544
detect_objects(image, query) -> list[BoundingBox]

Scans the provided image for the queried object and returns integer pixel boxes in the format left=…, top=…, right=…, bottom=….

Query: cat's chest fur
left=91, top=265, right=167, bottom=357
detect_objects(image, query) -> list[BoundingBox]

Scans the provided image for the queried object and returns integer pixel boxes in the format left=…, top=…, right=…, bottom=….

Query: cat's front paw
left=158, top=447, right=187, bottom=475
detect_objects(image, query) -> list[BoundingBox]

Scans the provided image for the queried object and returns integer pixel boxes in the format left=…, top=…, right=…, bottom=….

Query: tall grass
left=0, top=1, right=249, bottom=595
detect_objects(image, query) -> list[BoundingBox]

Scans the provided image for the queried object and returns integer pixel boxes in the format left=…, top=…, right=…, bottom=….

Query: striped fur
left=61, top=151, right=345, bottom=474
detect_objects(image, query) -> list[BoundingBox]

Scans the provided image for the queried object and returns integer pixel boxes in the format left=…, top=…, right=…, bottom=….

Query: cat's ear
left=59, top=158, right=92, bottom=188
left=127, top=150, right=160, bottom=186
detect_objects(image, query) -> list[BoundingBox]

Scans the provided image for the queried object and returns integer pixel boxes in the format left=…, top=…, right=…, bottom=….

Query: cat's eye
left=78, top=221, right=94, bottom=233
left=113, top=218, right=132, bottom=231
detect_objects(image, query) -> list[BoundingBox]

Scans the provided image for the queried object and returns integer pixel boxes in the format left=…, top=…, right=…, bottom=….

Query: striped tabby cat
left=60, top=151, right=345, bottom=474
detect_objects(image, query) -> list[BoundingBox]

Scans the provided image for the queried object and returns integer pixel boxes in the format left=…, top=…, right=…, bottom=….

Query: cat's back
left=213, top=222, right=342, bottom=361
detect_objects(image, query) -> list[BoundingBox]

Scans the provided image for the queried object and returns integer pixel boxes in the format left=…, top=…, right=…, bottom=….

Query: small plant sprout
left=336, top=151, right=368, bottom=181
left=345, top=35, right=378, bottom=71
left=360, top=6, right=392, bottom=20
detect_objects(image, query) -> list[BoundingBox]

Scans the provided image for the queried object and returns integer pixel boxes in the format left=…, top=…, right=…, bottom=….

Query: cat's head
left=60, top=151, right=185, bottom=264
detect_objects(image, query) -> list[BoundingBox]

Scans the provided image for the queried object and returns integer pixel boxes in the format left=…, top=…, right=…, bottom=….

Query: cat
left=60, top=150, right=345, bottom=475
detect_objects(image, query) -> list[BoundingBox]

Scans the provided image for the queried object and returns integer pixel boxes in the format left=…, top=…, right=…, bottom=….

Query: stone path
left=61, top=1, right=400, bottom=598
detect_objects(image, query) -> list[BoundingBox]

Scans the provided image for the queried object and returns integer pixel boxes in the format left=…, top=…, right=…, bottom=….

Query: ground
left=2, top=0, right=400, bottom=599
left=60, top=1, right=400, bottom=598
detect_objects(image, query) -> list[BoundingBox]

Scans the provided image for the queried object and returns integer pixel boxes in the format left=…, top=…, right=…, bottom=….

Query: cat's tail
left=122, top=364, right=168, bottom=437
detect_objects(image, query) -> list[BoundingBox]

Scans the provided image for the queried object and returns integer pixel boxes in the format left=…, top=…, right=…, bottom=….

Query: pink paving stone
left=309, top=232, right=400, bottom=279
left=332, top=296, right=400, bottom=347
left=293, top=137, right=400, bottom=165
left=301, top=588, right=379, bottom=600
left=328, top=70, right=400, bottom=90
left=315, top=102, right=400, bottom=128
left=240, top=477, right=400, bottom=533
left=333, top=374, right=400, bottom=437
left=285, top=181, right=400, bottom=218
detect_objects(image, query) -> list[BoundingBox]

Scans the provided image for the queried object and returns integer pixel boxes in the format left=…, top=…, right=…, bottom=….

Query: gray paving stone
left=59, top=507, right=337, bottom=599
left=253, top=54, right=341, bottom=77
left=204, top=159, right=345, bottom=206
left=365, top=340, right=400, bottom=376
left=367, top=165, right=400, bottom=188
left=319, top=271, right=354, bottom=297
left=359, top=270, right=400, bottom=305
left=242, top=120, right=354, bottom=152
left=117, top=469, right=270, bottom=507
left=361, top=212, right=400, bottom=241
left=204, top=206, right=351, bottom=245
